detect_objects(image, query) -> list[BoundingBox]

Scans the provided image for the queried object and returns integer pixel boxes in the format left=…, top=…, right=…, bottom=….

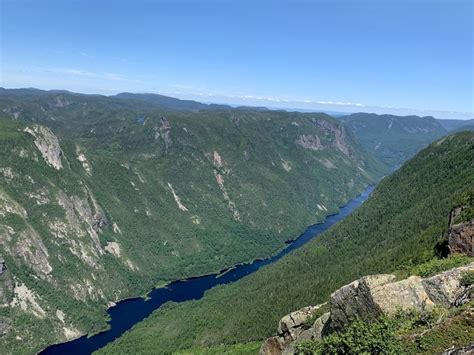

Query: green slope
left=96, top=132, right=474, bottom=354
left=0, top=90, right=385, bottom=354
left=341, top=113, right=448, bottom=169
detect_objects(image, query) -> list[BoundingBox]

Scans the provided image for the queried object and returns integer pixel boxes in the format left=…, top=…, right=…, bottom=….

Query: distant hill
left=438, top=118, right=474, bottom=132
left=113, top=92, right=233, bottom=111
left=340, top=112, right=448, bottom=169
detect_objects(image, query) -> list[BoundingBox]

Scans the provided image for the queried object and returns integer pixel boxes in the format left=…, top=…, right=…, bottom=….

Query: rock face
left=260, top=263, right=474, bottom=355
left=448, top=207, right=473, bottom=256
left=311, top=119, right=352, bottom=157
left=155, top=117, right=172, bottom=152
left=295, top=135, right=322, bottom=151
left=23, top=125, right=63, bottom=170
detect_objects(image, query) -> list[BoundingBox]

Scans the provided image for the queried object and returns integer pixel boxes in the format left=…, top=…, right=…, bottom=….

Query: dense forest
left=97, top=132, right=474, bottom=354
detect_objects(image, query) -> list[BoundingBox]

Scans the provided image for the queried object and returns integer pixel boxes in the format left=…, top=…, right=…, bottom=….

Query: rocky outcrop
left=295, top=135, right=322, bottom=151
left=23, top=125, right=63, bottom=170
left=448, top=207, right=473, bottom=256
left=260, top=263, right=474, bottom=355
left=260, top=304, right=330, bottom=355
left=311, top=119, right=352, bottom=157
left=0, top=257, right=6, bottom=274
left=329, top=274, right=395, bottom=330
left=278, top=305, right=321, bottom=342
left=422, top=263, right=474, bottom=306
left=155, top=117, right=172, bottom=152
left=261, top=305, right=327, bottom=354
left=441, top=343, right=474, bottom=355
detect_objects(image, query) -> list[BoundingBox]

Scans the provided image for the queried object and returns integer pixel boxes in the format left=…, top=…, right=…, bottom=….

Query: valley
left=2, top=2, right=472, bottom=354
left=0, top=89, right=472, bottom=354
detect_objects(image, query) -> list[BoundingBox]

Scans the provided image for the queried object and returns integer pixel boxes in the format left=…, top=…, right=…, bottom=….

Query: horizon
left=1, top=0, right=473, bottom=120
left=1, top=86, right=472, bottom=120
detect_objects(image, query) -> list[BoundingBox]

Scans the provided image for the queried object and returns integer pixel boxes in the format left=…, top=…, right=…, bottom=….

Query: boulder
left=277, top=305, right=318, bottom=341
left=292, top=311, right=331, bottom=345
left=329, top=274, right=395, bottom=331
left=422, top=262, right=474, bottom=306
left=371, top=276, right=434, bottom=315
left=261, top=264, right=474, bottom=354
left=330, top=274, right=437, bottom=331
left=260, top=304, right=327, bottom=355
left=259, top=336, right=284, bottom=355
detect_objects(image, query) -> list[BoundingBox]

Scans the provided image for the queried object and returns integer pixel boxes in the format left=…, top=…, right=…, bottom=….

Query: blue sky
left=1, top=0, right=473, bottom=118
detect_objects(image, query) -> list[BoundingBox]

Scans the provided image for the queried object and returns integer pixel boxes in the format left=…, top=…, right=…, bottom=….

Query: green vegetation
left=175, top=342, right=261, bottom=355
left=460, top=271, right=474, bottom=287
left=396, top=255, right=473, bottom=279
left=97, top=132, right=474, bottom=354
left=302, top=303, right=330, bottom=329
left=296, top=304, right=474, bottom=355
left=0, top=89, right=386, bottom=354
left=297, top=316, right=404, bottom=354
left=341, top=113, right=447, bottom=169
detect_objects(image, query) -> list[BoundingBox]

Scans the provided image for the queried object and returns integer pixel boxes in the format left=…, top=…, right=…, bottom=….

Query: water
left=41, top=186, right=373, bottom=355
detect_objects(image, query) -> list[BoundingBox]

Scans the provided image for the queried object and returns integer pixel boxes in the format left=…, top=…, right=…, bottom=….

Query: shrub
left=296, top=317, right=403, bottom=354
left=459, top=271, right=474, bottom=287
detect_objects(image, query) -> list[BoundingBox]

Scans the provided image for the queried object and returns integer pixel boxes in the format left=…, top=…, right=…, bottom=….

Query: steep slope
left=341, top=113, right=448, bottom=169
left=0, top=90, right=385, bottom=354
left=97, top=132, right=473, bottom=354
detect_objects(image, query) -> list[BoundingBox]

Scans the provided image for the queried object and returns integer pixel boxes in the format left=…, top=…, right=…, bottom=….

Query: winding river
left=41, top=186, right=374, bottom=355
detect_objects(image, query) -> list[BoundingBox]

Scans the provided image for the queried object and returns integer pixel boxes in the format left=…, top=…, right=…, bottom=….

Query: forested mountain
left=113, top=92, right=234, bottom=111
left=0, top=89, right=385, bottom=354
left=97, top=132, right=473, bottom=354
left=438, top=118, right=474, bottom=132
left=340, top=113, right=448, bottom=169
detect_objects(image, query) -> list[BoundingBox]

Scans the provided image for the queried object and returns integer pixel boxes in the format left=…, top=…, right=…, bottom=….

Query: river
left=41, top=186, right=374, bottom=355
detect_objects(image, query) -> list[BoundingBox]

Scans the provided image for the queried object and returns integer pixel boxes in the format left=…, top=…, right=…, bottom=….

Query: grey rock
left=371, top=276, right=434, bottom=315
left=448, top=207, right=473, bottom=256
left=329, top=274, right=395, bottom=331
left=295, top=134, right=322, bottom=151
left=23, top=125, right=63, bottom=170
left=441, top=343, right=474, bottom=355
left=278, top=305, right=318, bottom=339
left=423, top=262, right=474, bottom=306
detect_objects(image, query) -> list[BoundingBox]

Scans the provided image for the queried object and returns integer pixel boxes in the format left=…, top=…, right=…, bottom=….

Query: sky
left=1, top=0, right=473, bottom=119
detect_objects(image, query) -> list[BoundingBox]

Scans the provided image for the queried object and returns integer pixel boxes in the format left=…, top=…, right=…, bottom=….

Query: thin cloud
left=79, top=51, right=95, bottom=59
left=45, top=67, right=142, bottom=83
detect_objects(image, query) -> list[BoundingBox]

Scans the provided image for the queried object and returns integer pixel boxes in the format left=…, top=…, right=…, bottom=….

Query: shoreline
left=40, top=184, right=374, bottom=354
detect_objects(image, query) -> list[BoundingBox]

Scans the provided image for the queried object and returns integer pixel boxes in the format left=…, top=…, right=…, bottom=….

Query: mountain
left=438, top=118, right=474, bottom=132
left=340, top=113, right=448, bottom=169
left=0, top=89, right=385, bottom=354
left=96, top=132, right=473, bottom=354
left=113, top=92, right=234, bottom=111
